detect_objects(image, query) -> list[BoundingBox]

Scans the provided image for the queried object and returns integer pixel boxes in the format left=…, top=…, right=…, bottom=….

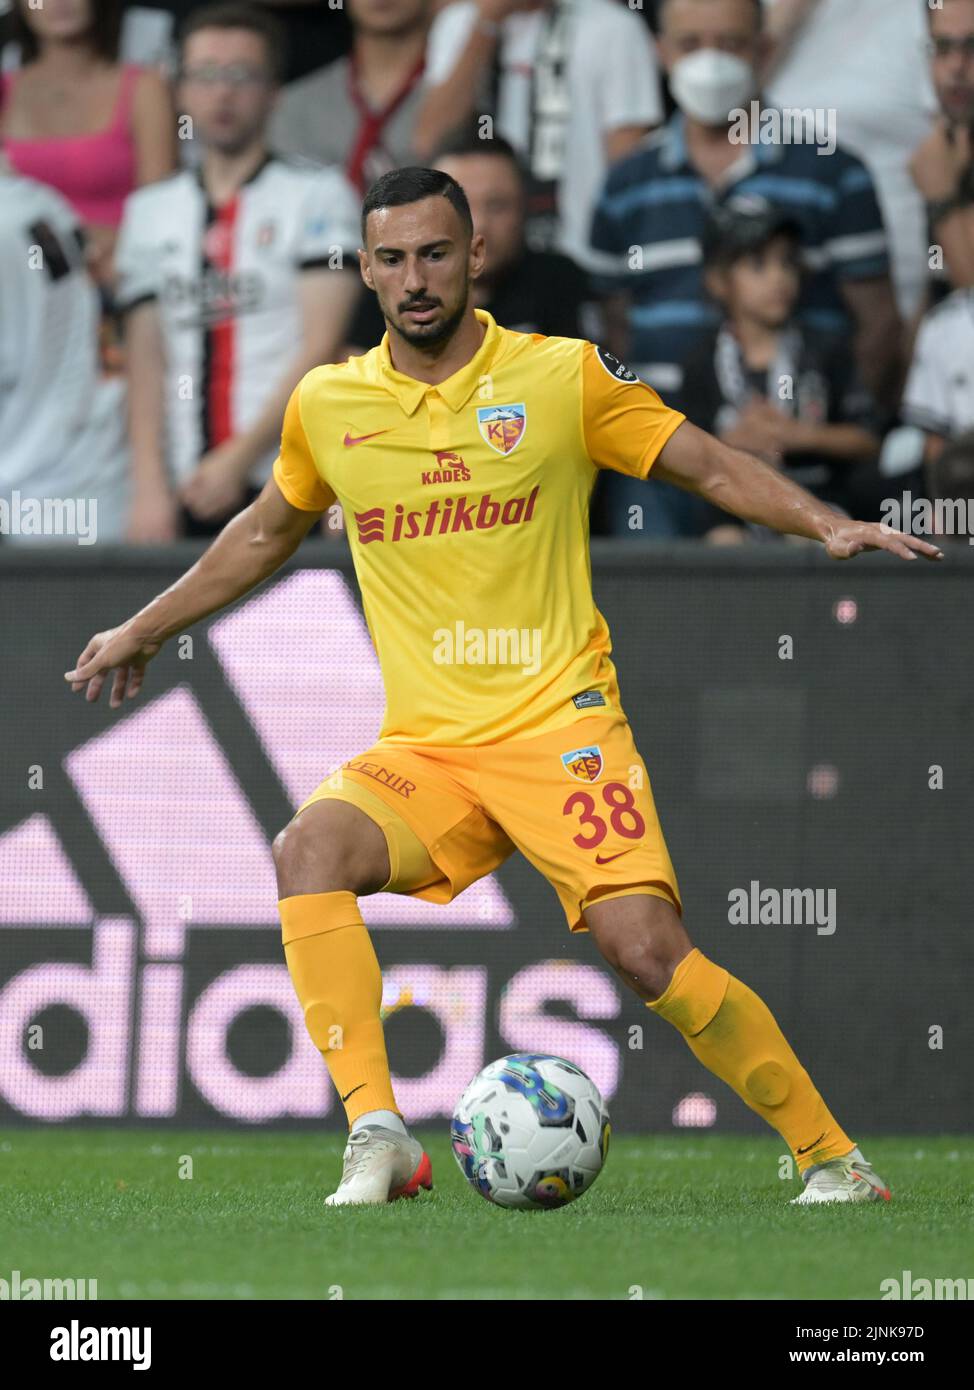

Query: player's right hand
left=64, top=623, right=163, bottom=708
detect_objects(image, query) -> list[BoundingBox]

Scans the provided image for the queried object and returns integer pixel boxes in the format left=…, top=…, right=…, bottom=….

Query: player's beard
left=389, top=282, right=470, bottom=350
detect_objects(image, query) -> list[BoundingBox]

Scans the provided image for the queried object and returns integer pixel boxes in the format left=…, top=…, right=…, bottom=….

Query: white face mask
left=668, top=48, right=756, bottom=125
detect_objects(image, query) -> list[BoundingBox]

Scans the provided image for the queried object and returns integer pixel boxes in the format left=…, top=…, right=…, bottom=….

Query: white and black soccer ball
left=450, top=1053, right=610, bottom=1210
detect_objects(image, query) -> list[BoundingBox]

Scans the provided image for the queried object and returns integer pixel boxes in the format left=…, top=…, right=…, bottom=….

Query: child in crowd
left=680, top=195, right=882, bottom=543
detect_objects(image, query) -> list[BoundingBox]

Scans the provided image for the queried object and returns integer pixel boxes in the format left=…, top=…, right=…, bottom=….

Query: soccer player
left=66, top=167, right=940, bottom=1206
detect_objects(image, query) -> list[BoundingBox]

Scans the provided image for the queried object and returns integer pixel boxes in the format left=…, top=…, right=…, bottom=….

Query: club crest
left=477, top=403, right=526, bottom=455
left=560, top=745, right=604, bottom=782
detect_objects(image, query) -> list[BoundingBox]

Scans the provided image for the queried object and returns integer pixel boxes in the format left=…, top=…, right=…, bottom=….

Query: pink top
left=0, top=64, right=140, bottom=227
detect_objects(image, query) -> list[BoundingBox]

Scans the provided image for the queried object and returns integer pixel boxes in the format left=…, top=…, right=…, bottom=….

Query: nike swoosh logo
left=341, top=1083, right=367, bottom=1103
left=796, top=1132, right=827, bottom=1155
left=594, top=851, right=630, bottom=865
left=343, top=429, right=390, bottom=447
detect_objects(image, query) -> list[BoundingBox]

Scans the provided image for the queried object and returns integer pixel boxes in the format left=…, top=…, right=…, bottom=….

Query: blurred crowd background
left=1, top=0, right=974, bottom=546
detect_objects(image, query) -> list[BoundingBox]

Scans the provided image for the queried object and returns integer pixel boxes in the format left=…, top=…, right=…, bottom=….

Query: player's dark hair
left=11, top=0, right=122, bottom=63
left=361, top=167, right=475, bottom=244
left=433, top=130, right=527, bottom=186
left=178, top=1, right=286, bottom=85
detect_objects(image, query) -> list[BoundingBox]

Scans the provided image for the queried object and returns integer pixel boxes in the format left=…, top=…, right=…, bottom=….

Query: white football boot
left=790, top=1145, right=891, bottom=1205
left=325, top=1125, right=432, bottom=1207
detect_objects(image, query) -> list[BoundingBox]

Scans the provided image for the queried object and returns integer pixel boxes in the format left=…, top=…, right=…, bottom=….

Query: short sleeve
left=272, top=380, right=335, bottom=511
left=581, top=342, right=685, bottom=478
left=114, top=189, right=162, bottom=310
left=902, top=314, right=953, bottom=436
left=297, top=170, right=361, bottom=269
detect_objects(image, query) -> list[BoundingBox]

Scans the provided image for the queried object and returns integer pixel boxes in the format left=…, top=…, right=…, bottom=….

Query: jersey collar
left=375, top=309, right=503, bottom=416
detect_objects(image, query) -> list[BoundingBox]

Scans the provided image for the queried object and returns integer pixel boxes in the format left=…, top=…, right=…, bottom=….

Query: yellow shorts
left=295, top=713, right=682, bottom=932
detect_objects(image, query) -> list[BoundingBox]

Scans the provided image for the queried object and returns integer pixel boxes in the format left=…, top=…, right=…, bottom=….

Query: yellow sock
left=648, top=948, right=854, bottom=1172
left=280, top=890, right=401, bottom=1128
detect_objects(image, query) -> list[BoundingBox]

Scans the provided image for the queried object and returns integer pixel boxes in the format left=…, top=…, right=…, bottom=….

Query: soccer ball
left=450, top=1053, right=610, bottom=1210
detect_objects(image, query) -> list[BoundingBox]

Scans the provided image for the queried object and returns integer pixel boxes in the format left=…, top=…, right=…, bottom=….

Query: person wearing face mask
left=589, top=0, right=899, bottom=540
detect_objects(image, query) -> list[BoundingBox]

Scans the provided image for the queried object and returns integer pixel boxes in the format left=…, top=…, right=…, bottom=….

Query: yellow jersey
left=273, top=309, right=685, bottom=745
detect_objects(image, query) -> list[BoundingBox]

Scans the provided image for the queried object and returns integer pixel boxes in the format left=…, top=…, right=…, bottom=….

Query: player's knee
left=272, top=819, right=317, bottom=894
left=272, top=802, right=389, bottom=897
left=611, top=931, right=679, bottom=999
left=588, top=895, right=690, bottom=998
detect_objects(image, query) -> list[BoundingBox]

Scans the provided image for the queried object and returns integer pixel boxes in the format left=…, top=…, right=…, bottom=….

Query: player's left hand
left=179, top=440, right=252, bottom=521
left=823, top=520, right=944, bottom=562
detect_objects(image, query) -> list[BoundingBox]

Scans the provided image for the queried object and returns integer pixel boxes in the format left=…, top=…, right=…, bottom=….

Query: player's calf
left=586, top=893, right=885, bottom=1204
left=274, top=799, right=431, bottom=1205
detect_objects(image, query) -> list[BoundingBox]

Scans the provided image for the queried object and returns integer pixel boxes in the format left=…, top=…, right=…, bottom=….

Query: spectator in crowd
left=2, top=4, right=177, bottom=74
left=902, top=286, right=974, bottom=474
left=909, top=0, right=974, bottom=295
left=679, top=196, right=881, bottom=543
left=413, top=0, right=664, bottom=270
left=111, top=0, right=354, bottom=84
left=0, top=167, right=128, bottom=543
left=589, top=0, right=898, bottom=537
left=269, top=0, right=430, bottom=194
left=762, top=0, right=936, bottom=322
left=113, top=1, right=361, bottom=543
left=0, top=0, right=176, bottom=289
left=345, top=133, right=589, bottom=351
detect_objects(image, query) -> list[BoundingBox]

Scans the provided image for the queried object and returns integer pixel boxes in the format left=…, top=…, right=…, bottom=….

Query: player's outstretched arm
left=64, top=478, right=324, bottom=708
left=654, top=421, right=944, bottom=562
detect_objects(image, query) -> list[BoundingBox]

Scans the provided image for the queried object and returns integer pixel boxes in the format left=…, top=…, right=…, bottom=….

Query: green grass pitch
left=1, top=1130, right=970, bottom=1300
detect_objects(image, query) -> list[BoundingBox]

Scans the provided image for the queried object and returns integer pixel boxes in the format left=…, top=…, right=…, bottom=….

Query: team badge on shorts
left=477, top=403, right=526, bottom=455
left=561, top=745, right=604, bottom=782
